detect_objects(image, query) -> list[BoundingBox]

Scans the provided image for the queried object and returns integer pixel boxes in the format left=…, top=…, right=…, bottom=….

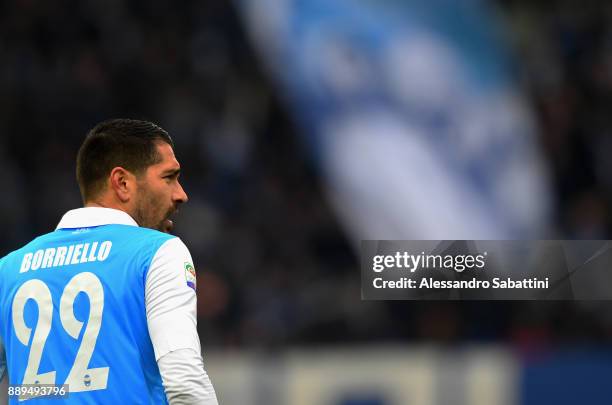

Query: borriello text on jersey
left=19, top=241, right=113, bottom=273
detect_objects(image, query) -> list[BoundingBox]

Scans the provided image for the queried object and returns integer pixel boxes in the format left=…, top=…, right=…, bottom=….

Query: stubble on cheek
left=131, top=197, right=147, bottom=228
left=132, top=189, right=155, bottom=230
left=145, top=195, right=171, bottom=232
left=133, top=183, right=173, bottom=232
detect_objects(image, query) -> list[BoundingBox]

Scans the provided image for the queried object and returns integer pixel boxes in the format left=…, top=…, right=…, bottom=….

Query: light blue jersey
left=0, top=224, right=175, bottom=404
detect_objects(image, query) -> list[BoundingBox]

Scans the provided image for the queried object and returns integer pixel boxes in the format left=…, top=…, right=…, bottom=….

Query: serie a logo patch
left=184, top=262, right=196, bottom=291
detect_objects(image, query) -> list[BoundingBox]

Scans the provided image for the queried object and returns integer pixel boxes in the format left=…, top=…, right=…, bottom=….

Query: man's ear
left=109, top=167, right=135, bottom=203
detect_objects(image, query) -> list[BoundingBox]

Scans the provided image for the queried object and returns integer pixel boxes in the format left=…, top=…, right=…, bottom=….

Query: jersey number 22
left=11, top=272, right=109, bottom=393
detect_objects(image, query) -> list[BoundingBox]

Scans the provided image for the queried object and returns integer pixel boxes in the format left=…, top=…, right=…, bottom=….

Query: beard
left=132, top=189, right=175, bottom=232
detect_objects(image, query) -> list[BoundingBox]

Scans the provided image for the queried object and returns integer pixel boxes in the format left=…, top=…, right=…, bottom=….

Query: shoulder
left=135, top=228, right=189, bottom=258
left=111, top=224, right=175, bottom=240
left=145, top=237, right=197, bottom=295
left=0, top=232, right=55, bottom=279
left=111, top=228, right=192, bottom=272
left=147, top=237, right=195, bottom=284
left=1, top=231, right=56, bottom=264
left=107, top=225, right=178, bottom=250
left=151, top=237, right=192, bottom=263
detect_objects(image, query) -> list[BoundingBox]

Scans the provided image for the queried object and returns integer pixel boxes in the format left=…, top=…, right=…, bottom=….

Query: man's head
left=77, top=119, right=188, bottom=232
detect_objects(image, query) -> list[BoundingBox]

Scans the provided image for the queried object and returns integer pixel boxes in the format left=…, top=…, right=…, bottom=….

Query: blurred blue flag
left=236, top=0, right=552, bottom=240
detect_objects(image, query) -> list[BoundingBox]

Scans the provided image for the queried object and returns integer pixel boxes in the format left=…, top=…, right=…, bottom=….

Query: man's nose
left=174, top=182, right=189, bottom=204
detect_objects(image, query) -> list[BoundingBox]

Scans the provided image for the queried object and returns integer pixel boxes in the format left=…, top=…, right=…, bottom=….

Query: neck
left=84, top=198, right=124, bottom=211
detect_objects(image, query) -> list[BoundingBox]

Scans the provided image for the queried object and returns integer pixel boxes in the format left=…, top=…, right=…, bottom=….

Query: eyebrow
left=161, top=168, right=181, bottom=177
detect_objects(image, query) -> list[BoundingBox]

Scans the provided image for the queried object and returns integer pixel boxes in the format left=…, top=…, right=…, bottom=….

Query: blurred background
left=2, top=0, right=612, bottom=403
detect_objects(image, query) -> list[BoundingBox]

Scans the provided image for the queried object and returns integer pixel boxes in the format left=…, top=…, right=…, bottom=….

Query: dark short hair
left=76, top=118, right=174, bottom=202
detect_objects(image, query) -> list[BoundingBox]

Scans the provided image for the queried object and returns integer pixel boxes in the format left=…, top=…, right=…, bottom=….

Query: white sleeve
left=145, top=238, right=218, bottom=404
left=157, top=349, right=218, bottom=405
left=146, top=238, right=200, bottom=359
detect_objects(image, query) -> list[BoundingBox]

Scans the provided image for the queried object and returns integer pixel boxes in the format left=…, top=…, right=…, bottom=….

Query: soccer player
left=0, top=119, right=218, bottom=404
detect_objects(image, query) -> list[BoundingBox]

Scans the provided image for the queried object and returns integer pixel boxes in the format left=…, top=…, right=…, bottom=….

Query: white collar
left=56, top=207, right=139, bottom=230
